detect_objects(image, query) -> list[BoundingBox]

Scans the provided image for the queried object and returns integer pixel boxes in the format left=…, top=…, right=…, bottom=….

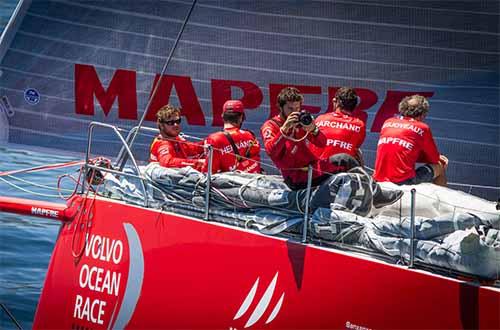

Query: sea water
left=0, top=144, right=81, bottom=329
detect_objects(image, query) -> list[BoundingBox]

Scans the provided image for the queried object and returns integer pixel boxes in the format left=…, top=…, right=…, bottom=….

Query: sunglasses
left=161, top=118, right=182, bottom=125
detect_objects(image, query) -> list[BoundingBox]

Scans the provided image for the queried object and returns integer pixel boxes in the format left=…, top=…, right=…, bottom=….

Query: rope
left=6, top=174, right=74, bottom=193
left=447, top=182, right=500, bottom=190
left=0, top=177, right=62, bottom=198
left=0, top=303, right=22, bottom=330
left=0, top=160, right=84, bottom=177
left=279, top=126, right=309, bottom=142
left=57, top=172, right=83, bottom=200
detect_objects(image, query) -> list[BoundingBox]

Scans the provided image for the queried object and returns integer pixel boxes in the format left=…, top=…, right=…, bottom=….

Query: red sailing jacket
left=202, top=127, right=261, bottom=174
left=373, top=116, right=440, bottom=183
left=149, top=135, right=204, bottom=170
left=311, top=111, right=366, bottom=159
left=261, top=115, right=333, bottom=187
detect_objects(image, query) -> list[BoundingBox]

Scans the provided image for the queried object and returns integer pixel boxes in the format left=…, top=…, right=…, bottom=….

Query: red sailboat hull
left=30, top=196, right=499, bottom=329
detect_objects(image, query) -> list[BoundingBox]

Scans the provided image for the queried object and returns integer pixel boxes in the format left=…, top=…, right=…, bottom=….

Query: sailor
left=202, top=100, right=261, bottom=174
left=311, top=87, right=366, bottom=165
left=260, top=87, right=355, bottom=190
left=373, top=95, right=448, bottom=186
left=149, top=104, right=205, bottom=170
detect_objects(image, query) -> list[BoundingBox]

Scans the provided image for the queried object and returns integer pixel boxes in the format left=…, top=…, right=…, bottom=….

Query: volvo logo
left=233, top=272, right=285, bottom=328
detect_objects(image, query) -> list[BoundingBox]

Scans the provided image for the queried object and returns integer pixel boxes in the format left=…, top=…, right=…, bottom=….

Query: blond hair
left=157, top=104, right=181, bottom=122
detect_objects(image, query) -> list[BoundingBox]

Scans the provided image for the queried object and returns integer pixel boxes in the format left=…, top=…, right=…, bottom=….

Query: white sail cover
left=0, top=0, right=498, bottom=199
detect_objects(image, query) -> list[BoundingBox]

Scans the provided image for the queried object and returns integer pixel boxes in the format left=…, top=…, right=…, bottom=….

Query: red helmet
left=222, top=100, right=244, bottom=114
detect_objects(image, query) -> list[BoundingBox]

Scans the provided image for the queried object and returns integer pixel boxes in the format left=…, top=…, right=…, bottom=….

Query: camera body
left=298, top=110, right=313, bottom=126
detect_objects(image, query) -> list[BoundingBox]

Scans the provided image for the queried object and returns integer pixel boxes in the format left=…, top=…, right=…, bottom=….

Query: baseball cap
left=222, top=100, right=244, bottom=114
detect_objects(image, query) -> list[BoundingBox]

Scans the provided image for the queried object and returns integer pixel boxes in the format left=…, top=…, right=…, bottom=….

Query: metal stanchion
left=409, top=188, right=416, bottom=268
left=302, top=165, right=313, bottom=243
left=204, top=146, right=213, bottom=220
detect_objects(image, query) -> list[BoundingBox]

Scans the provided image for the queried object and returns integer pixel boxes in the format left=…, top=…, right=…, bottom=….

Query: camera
left=298, top=111, right=313, bottom=126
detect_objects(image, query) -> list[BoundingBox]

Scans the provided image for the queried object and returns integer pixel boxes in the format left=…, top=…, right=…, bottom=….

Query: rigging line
left=117, top=0, right=198, bottom=170
left=0, top=177, right=62, bottom=198
left=0, top=303, right=22, bottom=330
left=0, top=160, right=84, bottom=177
left=6, top=174, right=75, bottom=193
left=447, top=182, right=500, bottom=190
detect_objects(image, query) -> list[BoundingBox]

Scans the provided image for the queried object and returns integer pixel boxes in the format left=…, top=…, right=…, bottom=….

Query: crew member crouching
left=261, top=87, right=358, bottom=190
left=312, top=87, right=366, bottom=166
left=374, top=95, right=448, bottom=186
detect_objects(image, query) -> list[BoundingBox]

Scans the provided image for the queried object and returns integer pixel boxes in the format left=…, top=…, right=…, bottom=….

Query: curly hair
left=335, top=87, right=358, bottom=112
left=156, top=104, right=181, bottom=122
left=277, top=87, right=304, bottom=108
left=398, top=95, right=430, bottom=118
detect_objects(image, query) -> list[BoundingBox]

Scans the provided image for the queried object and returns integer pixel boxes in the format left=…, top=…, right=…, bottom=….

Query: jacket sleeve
left=417, top=128, right=440, bottom=164
left=157, top=141, right=199, bottom=168
left=355, top=121, right=367, bottom=149
left=306, top=121, right=327, bottom=147
left=201, top=136, right=222, bottom=174
left=260, top=121, right=287, bottom=161
left=184, top=140, right=205, bottom=158
left=250, top=137, right=261, bottom=162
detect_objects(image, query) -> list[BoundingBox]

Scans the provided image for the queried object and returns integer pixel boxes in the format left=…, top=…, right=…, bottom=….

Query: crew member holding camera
left=311, top=87, right=366, bottom=165
left=261, top=87, right=346, bottom=189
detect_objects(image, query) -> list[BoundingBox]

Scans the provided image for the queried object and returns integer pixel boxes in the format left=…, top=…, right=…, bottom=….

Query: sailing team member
left=261, top=87, right=354, bottom=190
left=374, top=95, right=448, bottom=186
left=150, top=104, right=205, bottom=170
left=312, top=87, right=366, bottom=165
left=202, top=100, right=261, bottom=174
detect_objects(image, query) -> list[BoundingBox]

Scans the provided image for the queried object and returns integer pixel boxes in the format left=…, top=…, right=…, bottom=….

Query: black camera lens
left=298, top=111, right=313, bottom=126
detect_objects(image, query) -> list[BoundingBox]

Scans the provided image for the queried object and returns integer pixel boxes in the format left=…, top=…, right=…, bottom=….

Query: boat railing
left=85, top=122, right=150, bottom=207
left=115, top=125, right=159, bottom=170
left=113, top=124, right=316, bottom=228
left=85, top=122, right=499, bottom=281
left=409, top=188, right=417, bottom=268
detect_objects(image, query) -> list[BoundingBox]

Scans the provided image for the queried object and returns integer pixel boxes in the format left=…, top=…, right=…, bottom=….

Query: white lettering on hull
left=31, top=207, right=59, bottom=218
left=73, top=234, right=126, bottom=326
left=78, top=264, right=122, bottom=296
left=73, top=294, right=106, bottom=325
left=85, top=234, right=123, bottom=264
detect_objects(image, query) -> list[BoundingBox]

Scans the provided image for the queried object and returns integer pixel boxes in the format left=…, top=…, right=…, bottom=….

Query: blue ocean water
left=0, top=145, right=81, bottom=329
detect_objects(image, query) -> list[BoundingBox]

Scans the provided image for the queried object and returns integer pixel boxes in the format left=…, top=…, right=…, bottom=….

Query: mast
left=116, top=0, right=198, bottom=170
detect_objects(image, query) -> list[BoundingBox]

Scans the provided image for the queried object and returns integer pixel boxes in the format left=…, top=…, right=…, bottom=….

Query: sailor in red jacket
left=149, top=104, right=205, bottom=170
left=374, top=95, right=448, bottom=186
left=311, top=87, right=366, bottom=164
left=261, top=87, right=357, bottom=190
left=202, top=100, right=261, bottom=174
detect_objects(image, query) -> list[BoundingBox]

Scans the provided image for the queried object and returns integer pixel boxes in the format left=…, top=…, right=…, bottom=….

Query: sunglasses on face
left=161, top=118, right=182, bottom=125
